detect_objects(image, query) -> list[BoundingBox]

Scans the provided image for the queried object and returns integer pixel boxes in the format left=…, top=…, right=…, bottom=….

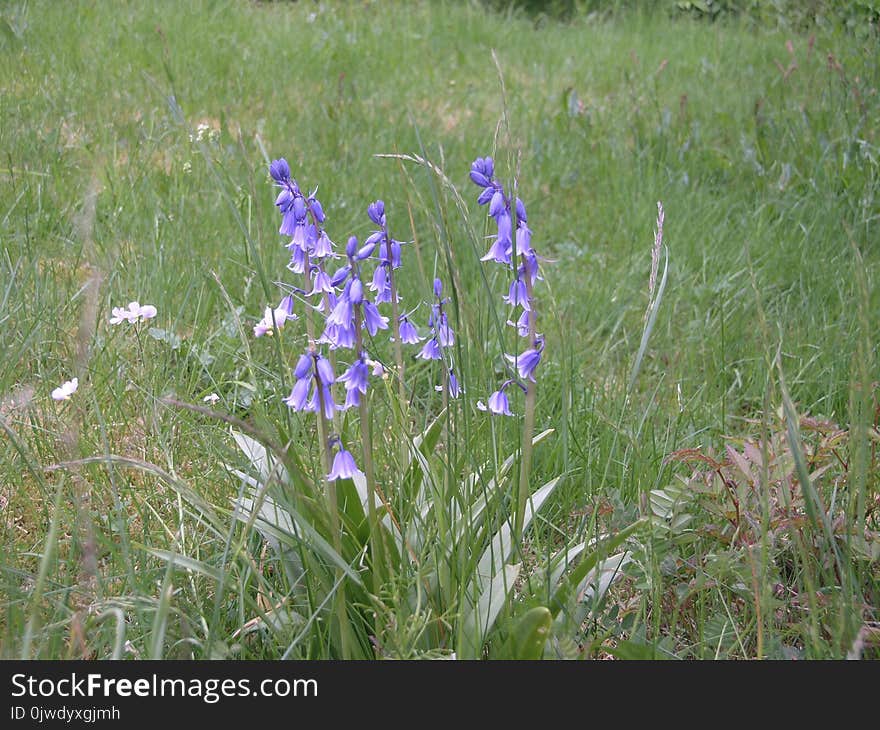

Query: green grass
left=1, top=0, right=878, bottom=659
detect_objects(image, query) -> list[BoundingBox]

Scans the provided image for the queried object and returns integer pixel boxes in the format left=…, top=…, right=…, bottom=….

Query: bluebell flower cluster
left=260, top=153, right=541, bottom=477
left=470, top=156, right=544, bottom=415
left=263, top=159, right=430, bottom=480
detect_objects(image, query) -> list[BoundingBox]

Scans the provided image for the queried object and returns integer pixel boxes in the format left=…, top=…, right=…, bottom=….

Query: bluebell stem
left=418, top=278, right=460, bottom=400
left=364, top=200, right=409, bottom=418
left=470, top=154, right=544, bottom=540
left=268, top=157, right=355, bottom=658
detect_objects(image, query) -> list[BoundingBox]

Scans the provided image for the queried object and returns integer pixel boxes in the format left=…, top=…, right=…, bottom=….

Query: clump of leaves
left=604, top=402, right=879, bottom=659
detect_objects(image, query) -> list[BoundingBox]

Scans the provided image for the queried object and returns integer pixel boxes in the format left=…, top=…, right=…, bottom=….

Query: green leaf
left=496, top=606, right=552, bottom=660
left=234, top=492, right=363, bottom=588
left=606, top=639, right=664, bottom=660
left=459, top=563, right=520, bottom=660
left=475, top=476, right=561, bottom=581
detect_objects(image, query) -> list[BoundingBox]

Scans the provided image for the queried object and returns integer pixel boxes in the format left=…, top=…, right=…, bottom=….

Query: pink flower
left=51, top=377, right=78, bottom=401
left=110, top=301, right=157, bottom=325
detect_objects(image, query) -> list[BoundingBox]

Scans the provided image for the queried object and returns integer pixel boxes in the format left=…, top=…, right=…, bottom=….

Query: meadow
left=1, top=0, right=877, bottom=659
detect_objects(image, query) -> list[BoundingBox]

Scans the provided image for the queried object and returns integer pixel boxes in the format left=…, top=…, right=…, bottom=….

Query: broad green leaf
left=497, top=606, right=552, bottom=660
left=476, top=476, right=561, bottom=582
left=234, top=493, right=363, bottom=587
left=460, top=563, right=520, bottom=659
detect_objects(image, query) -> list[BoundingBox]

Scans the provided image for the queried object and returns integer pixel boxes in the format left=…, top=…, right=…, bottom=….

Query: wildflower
left=469, top=156, right=495, bottom=188
left=327, top=445, right=364, bottom=482
left=283, top=377, right=311, bottom=411
left=504, top=274, right=531, bottom=311
left=398, top=316, right=422, bottom=344
left=369, top=264, right=390, bottom=303
left=338, top=355, right=370, bottom=396
left=367, top=199, right=385, bottom=226
left=507, top=309, right=530, bottom=337
left=269, top=158, right=334, bottom=261
left=337, top=353, right=372, bottom=410
left=366, top=358, right=385, bottom=377
left=283, top=352, right=336, bottom=418
left=417, top=338, right=441, bottom=361
left=109, top=301, right=157, bottom=325
left=437, top=312, right=455, bottom=346
left=269, top=158, right=291, bottom=183
left=51, top=377, right=78, bottom=401
left=310, top=267, right=334, bottom=295
left=476, top=380, right=517, bottom=416
left=506, top=337, right=544, bottom=382
left=361, top=300, right=389, bottom=336
left=254, top=296, right=296, bottom=338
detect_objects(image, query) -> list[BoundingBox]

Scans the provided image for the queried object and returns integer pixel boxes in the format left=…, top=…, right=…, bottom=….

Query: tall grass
left=1, top=0, right=877, bottom=659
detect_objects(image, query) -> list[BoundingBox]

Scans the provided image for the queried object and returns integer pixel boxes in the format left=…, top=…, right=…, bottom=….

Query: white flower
left=51, top=377, right=78, bottom=401
left=203, top=393, right=220, bottom=405
left=110, top=301, right=157, bottom=325
left=253, top=306, right=293, bottom=338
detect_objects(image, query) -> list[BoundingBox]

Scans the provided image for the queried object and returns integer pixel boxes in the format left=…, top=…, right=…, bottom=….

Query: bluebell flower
left=504, top=274, right=530, bottom=311
left=357, top=238, right=379, bottom=261
left=489, top=190, right=505, bottom=218
left=487, top=388, right=513, bottom=415
left=315, top=354, right=335, bottom=385
left=506, top=337, right=544, bottom=382
left=398, top=316, right=422, bottom=344
left=308, top=196, right=325, bottom=224
left=254, top=296, right=297, bottom=338
left=477, top=380, right=515, bottom=416
left=269, top=158, right=291, bottom=184
left=327, top=289, right=354, bottom=330
left=310, top=267, right=333, bottom=295
left=480, top=212, right=513, bottom=264
left=293, top=353, right=312, bottom=379
left=515, top=223, right=532, bottom=257
left=330, top=265, right=351, bottom=288
left=437, top=312, right=455, bottom=347
left=337, top=353, right=371, bottom=412
left=312, top=230, right=334, bottom=258
left=507, top=309, right=530, bottom=337
left=283, top=377, right=311, bottom=410
left=417, top=338, right=442, bottom=361
left=380, top=239, right=402, bottom=269
left=288, top=244, right=307, bottom=274
left=361, top=300, right=389, bottom=335
left=477, top=187, right=495, bottom=206
left=369, top=264, right=390, bottom=303
left=367, top=200, right=386, bottom=226
left=469, top=157, right=494, bottom=188
left=448, top=368, right=461, bottom=398
left=327, top=445, right=363, bottom=482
